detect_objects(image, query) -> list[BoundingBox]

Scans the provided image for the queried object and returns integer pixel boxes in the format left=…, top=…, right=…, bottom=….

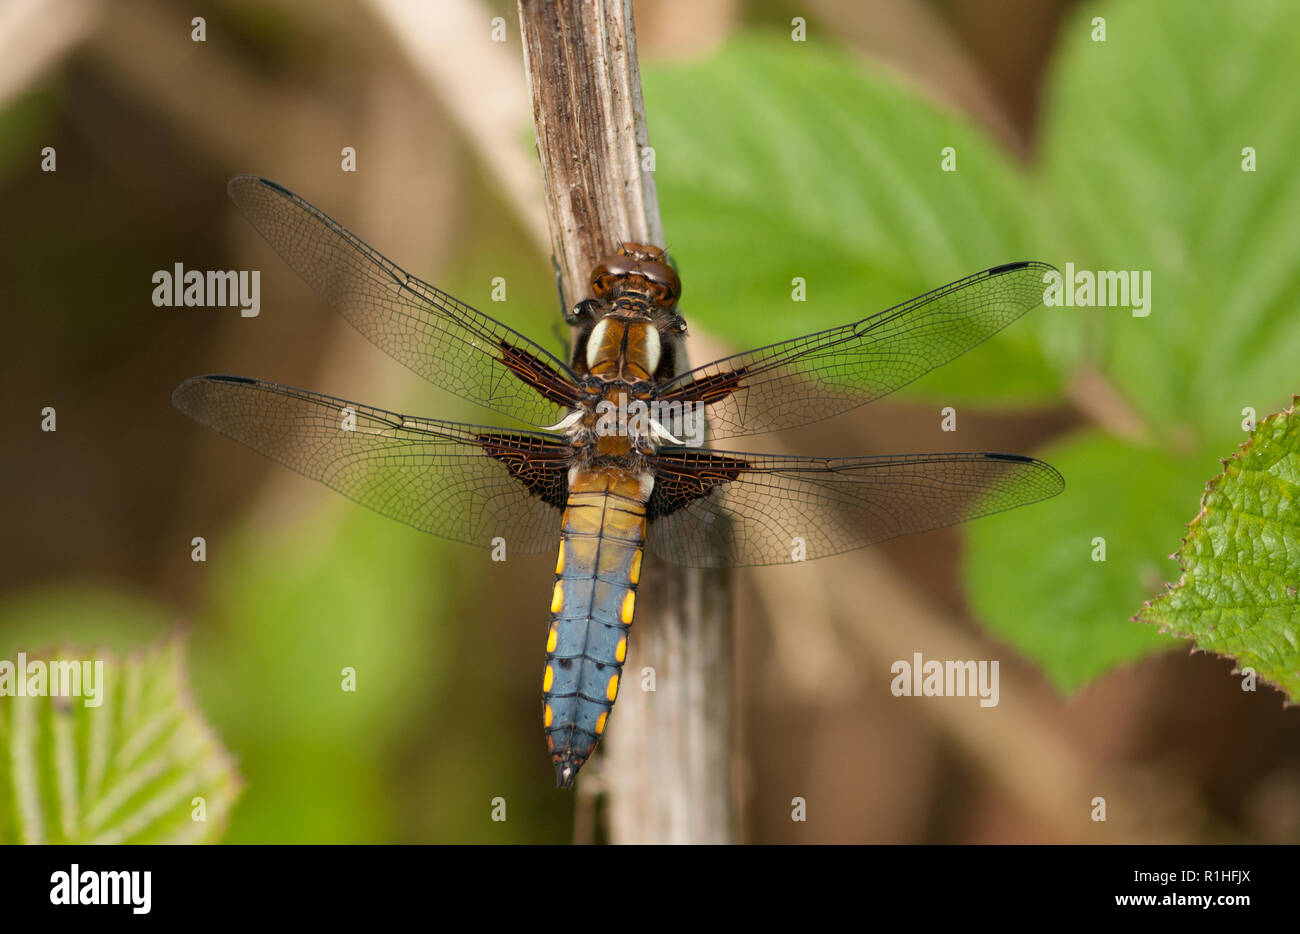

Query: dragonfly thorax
left=585, top=317, right=661, bottom=380
left=550, top=379, right=668, bottom=459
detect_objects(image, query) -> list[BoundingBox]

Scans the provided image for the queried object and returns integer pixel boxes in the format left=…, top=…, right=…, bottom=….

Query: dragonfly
left=173, top=176, right=1064, bottom=788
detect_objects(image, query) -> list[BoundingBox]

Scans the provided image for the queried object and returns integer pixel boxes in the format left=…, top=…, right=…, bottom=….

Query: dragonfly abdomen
left=544, top=467, right=649, bottom=788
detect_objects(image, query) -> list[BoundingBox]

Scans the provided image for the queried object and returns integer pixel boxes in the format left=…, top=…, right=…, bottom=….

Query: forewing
left=646, top=448, right=1063, bottom=567
left=172, top=375, right=571, bottom=553
left=227, top=176, right=580, bottom=427
left=658, top=262, right=1054, bottom=440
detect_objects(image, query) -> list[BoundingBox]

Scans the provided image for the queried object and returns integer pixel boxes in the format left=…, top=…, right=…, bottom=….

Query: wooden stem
left=518, top=0, right=734, bottom=844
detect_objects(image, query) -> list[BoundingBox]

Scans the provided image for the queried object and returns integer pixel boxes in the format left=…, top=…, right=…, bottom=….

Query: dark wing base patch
left=498, top=344, right=585, bottom=408
left=647, top=449, right=750, bottom=518
left=479, top=432, right=572, bottom=508
left=656, top=366, right=747, bottom=407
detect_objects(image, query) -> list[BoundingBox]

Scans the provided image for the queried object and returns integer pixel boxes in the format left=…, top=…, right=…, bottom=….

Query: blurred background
left=2, top=0, right=1299, bottom=843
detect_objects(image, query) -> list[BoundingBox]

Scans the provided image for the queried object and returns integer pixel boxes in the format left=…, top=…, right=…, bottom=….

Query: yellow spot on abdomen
left=555, top=542, right=565, bottom=575
left=616, top=637, right=627, bottom=663
left=595, top=712, right=608, bottom=735
left=544, top=665, right=554, bottom=692
left=551, top=582, right=564, bottom=614
left=629, top=549, right=643, bottom=585
left=606, top=673, right=619, bottom=702
left=544, top=703, right=553, bottom=727
left=546, top=627, right=557, bottom=653
left=620, top=591, right=636, bottom=625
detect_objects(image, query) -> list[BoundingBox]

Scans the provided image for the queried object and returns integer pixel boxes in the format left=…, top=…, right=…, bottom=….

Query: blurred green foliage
left=975, top=0, right=1300, bottom=689
left=966, top=434, right=1190, bottom=690
left=645, top=0, right=1300, bottom=693
left=1040, top=0, right=1300, bottom=450
left=643, top=37, right=1056, bottom=403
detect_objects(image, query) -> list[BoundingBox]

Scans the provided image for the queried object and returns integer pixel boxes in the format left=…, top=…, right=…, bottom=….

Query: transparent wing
left=657, top=262, right=1055, bottom=440
left=173, top=375, right=572, bottom=553
left=646, top=448, right=1063, bottom=568
left=228, top=176, right=581, bottom=427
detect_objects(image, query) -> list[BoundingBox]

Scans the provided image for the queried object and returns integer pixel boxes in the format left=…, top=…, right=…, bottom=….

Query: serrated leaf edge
left=1133, top=395, right=1300, bottom=705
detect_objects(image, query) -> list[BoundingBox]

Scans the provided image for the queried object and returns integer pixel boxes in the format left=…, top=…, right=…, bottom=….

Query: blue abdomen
left=543, top=468, right=647, bottom=787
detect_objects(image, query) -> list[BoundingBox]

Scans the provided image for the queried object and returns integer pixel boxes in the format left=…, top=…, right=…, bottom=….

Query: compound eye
left=590, top=255, right=638, bottom=298
left=642, top=261, right=681, bottom=291
left=639, top=261, right=681, bottom=303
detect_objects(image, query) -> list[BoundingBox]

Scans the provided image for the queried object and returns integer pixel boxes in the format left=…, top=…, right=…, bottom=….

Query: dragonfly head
left=590, top=242, right=681, bottom=312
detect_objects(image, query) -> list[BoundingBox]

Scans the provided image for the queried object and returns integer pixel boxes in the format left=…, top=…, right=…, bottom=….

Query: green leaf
left=965, top=432, right=1204, bottom=692
left=0, top=635, right=242, bottom=844
left=644, top=37, right=1059, bottom=404
left=1136, top=399, right=1300, bottom=701
left=1040, top=0, right=1300, bottom=447
left=196, top=502, right=450, bottom=844
left=967, top=0, right=1300, bottom=692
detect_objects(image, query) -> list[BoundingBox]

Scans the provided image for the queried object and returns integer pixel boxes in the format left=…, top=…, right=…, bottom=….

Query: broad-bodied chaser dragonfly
left=174, top=177, right=1063, bottom=787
